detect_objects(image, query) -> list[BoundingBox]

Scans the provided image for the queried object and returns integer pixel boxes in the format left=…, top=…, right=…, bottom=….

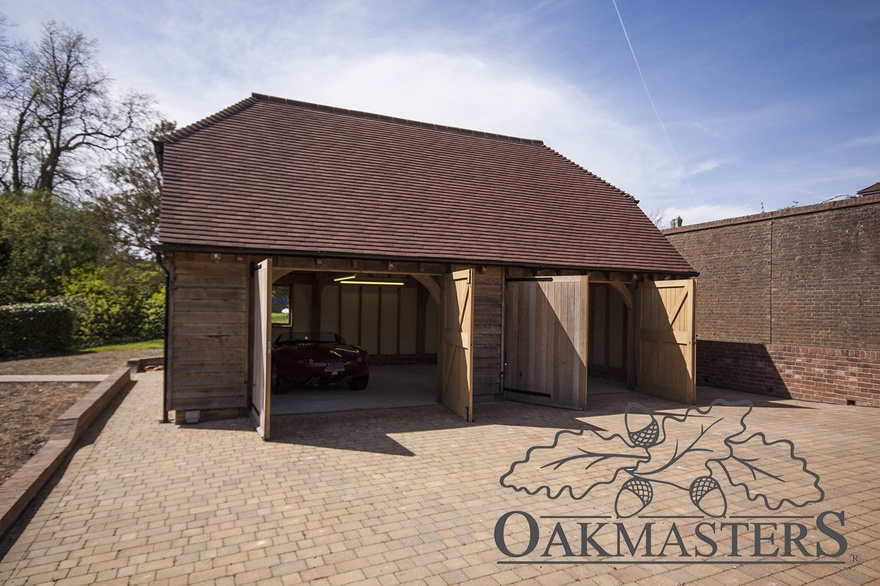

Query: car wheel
left=348, top=373, right=369, bottom=391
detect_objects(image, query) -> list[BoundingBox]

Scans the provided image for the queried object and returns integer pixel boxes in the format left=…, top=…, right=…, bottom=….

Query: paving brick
left=1, top=372, right=879, bottom=584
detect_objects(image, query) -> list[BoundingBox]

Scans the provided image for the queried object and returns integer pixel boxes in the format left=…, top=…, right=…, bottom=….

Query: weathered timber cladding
left=473, top=268, right=503, bottom=400
left=636, top=279, right=696, bottom=404
left=167, top=253, right=249, bottom=411
left=503, top=276, right=589, bottom=409
left=665, top=193, right=880, bottom=406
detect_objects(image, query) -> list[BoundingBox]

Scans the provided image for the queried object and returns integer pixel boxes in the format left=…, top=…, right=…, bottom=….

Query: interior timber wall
left=270, top=276, right=439, bottom=360
left=166, top=252, right=249, bottom=413
left=589, top=283, right=627, bottom=378
left=665, top=193, right=880, bottom=407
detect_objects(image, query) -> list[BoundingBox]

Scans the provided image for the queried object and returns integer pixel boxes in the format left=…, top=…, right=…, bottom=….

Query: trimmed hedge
left=0, top=302, right=76, bottom=358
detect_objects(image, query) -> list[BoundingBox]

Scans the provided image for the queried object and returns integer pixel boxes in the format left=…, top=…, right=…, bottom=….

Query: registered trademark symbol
left=851, top=552, right=861, bottom=564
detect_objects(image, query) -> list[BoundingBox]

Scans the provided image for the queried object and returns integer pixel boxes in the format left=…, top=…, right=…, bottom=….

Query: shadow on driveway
left=182, top=384, right=816, bottom=457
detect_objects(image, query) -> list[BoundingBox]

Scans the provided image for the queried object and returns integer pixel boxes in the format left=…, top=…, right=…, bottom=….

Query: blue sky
left=3, top=0, right=878, bottom=225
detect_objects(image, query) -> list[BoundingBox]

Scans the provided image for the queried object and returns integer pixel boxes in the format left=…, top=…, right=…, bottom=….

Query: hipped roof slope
left=158, top=93, right=695, bottom=274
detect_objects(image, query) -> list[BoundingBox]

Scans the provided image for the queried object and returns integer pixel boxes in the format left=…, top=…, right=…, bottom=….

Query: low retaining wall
left=0, top=367, right=132, bottom=539
left=697, top=340, right=879, bottom=407
left=126, top=355, right=164, bottom=374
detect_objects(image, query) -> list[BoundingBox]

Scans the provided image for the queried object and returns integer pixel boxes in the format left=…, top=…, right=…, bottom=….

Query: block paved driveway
left=1, top=372, right=878, bottom=585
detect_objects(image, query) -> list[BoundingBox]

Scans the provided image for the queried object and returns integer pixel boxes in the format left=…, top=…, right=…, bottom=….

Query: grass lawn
left=0, top=340, right=164, bottom=376
left=80, top=339, right=165, bottom=353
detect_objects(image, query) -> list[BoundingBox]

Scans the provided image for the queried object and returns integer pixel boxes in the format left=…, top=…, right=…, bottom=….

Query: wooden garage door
left=441, top=269, right=474, bottom=422
left=504, top=276, right=589, bottom=410
left=250, top=258, right=272, bottom=440
left=637, top=279, right=696, bottom=404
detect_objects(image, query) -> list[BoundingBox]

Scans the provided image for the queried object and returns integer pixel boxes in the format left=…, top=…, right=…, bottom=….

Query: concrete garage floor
left=271, top=364, right=440, bottom=415
left=586, top=375, right=631, bottom=395
left=271, top=365, right=630, bottom=415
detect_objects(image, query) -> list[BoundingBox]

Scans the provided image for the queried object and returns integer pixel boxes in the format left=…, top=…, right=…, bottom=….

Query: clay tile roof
left=858, top=182, right=880, bottom=196
left=157, top=93, right=695, bottom=274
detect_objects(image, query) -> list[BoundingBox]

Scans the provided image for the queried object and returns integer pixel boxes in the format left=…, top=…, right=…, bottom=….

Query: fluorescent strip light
left=333, top=274, right=357, bottom=282
left=340, top=280, right=405, bottom=286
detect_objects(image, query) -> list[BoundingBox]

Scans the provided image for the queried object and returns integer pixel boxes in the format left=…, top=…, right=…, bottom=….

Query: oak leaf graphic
left=713, top=432, right=825, bottom=509
left=500, top=399, right=825, bottom=516
left=499, top=427, right=649, bottom=499
left=630, top=402, right=751, bottom=490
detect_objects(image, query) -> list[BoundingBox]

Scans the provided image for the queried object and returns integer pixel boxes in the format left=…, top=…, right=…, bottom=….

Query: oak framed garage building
left=156, top=93, right=697, bottom=439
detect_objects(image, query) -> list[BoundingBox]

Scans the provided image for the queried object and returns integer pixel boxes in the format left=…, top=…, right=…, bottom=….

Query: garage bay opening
left=268, top=269, right=441, bottom=415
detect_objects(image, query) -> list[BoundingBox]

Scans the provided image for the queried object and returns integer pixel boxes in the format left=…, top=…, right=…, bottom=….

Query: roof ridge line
left=159, top=96, right=260, bottom=143
left=250, top=92, right=545, bottom=146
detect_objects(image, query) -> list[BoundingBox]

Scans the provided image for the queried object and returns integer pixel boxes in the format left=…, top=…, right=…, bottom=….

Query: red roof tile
left=158, top=93, right=695, bottom=274
left=858, top=182, right=880, bottom=196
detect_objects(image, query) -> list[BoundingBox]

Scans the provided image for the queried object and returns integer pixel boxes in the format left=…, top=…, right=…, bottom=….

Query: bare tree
left=0, top=20, right=152, bottom=196
left=0, top=15, right=33, bottom=192
left=645, top=207, right=668, bottom=228
left=87, top=119, right=175, bottom=258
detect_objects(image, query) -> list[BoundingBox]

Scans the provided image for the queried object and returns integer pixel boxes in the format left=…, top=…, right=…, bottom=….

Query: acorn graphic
left=689, top=476, right=727, bottom=517
left=615, top=478, right=654, bottom=518
left=625, top=402, right=660, bottom=448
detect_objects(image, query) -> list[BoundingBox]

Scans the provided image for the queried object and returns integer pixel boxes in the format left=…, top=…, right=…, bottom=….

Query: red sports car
left=271, top=332, right=370, bottom=393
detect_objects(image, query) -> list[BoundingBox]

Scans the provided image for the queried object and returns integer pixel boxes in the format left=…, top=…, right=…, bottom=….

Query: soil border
left=0, top=367, right=132, bottom=538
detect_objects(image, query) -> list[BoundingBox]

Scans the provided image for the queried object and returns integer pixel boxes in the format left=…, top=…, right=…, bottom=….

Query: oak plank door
left=442, top=269, right=475, bottom=422
left=504, top=276, right=589, bottom=410
left=250, top=258, right=272, bottom=439
left=637, top=279, right=696, bottom=404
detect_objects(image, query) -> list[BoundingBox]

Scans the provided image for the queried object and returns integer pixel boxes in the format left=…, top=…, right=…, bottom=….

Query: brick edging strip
left=0, top=367, right=132, bottom=539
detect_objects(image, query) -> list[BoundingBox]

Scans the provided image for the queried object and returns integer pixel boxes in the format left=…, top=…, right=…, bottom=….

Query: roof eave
left=153, top=242, right=698, bottom=278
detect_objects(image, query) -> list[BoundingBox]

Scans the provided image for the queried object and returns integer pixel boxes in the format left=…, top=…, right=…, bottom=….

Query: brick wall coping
left=664, top=191, right=880, bottom=235
left=126, top=355, right=164, bottom=374
left=0, top=367, right=132, bottom=539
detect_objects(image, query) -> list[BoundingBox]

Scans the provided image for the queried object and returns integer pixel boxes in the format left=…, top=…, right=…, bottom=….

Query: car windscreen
left=277, top=332, right=343, bottom=344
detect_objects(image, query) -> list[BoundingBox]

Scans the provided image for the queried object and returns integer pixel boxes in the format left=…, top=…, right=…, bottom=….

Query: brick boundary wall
left=697, top=341, right=879, bottom=407
left=665, top=192, right=880, bottom=407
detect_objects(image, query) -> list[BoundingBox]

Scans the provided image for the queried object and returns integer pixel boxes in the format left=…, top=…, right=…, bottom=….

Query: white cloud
left=838, top=131, right=880, bottom=150
left=4, top=0, right=878, bottom=220
left=148, top=24, right=690, bottom=202
left=315, top=52, right=691, bottom=200
left=686, top=157, right=737, bottom=177
left=2, top=0, right=699, bottom=203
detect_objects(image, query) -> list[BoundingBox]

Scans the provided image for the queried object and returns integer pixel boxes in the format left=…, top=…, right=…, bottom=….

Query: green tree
left=0, top=17, right=167, bottom=347
left=0, top=190, right=106, bottom=304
